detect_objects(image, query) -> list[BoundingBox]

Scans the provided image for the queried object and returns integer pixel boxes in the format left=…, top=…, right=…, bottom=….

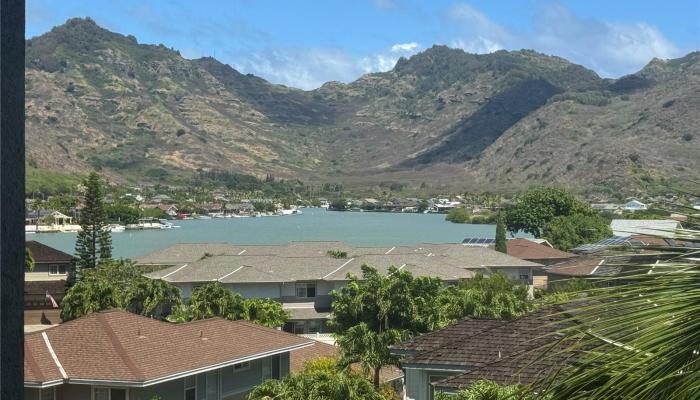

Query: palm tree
left=336, top=322, right=405, bottom=388
left=543, top=226, right=700, bottom=399
left=25, top=247, right=35, bottom=272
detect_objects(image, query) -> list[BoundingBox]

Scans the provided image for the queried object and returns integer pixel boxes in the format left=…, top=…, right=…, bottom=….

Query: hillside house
left=624, top=199, right=648, bottom=211
left=24, top=310, right=312, bottom=400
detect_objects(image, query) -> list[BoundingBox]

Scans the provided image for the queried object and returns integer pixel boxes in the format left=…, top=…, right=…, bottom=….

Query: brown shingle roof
left=26, top=241, right=74, bottom=263
left=434, top=341, right=573, bottom=390
left=500, top=239, right=576, bottom=261
left=24, top=310, right=312, bottom=386
left=398, top=307, right=572, bottom=370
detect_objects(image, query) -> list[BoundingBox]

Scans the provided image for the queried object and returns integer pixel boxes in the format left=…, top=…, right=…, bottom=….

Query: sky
left=27, top=0, right=700, bottom=90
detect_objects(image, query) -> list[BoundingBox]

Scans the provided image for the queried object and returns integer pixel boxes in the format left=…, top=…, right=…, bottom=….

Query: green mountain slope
left=25, top=18, right=700, bottom=193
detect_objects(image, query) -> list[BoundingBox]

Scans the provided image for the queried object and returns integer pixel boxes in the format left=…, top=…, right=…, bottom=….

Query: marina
left=31, top=208, right=505, bottom=258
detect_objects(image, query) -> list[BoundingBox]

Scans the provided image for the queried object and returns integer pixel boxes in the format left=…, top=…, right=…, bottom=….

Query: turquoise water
left=30, top=208, right=502, bottom=258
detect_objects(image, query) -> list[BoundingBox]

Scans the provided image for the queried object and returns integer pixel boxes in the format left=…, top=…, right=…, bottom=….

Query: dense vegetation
left=330, top=265, right=531, bottom=387
left=505, top=187, right=611, bottom=250
left=541, top=225, right=700, bottom=399
left=435, top=380, right=537, bottom=400
left=61, top=260, right=181, bottom=321
left=167, top=281, right=289, bottom=328
left=248, top=358, right=395, bottom=400
left=62, top=264, right=288, bottom=328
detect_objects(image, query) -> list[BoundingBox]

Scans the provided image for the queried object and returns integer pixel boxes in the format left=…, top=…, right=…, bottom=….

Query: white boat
left=126, top=218, right=162, bottom=230
left=196, top=215, right=212, bottom=220
left=106, top=224, right=125, bottom=233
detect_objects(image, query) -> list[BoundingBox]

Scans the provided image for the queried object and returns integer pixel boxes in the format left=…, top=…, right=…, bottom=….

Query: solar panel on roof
left=573, top=236, right=640, bottom=253
left=461, top=238, right=496, bottom=245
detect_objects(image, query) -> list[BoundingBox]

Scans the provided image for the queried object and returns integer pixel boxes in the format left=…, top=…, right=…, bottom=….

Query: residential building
left=24, top=309, right=312, bottom=400
left=136, top=242, right=542, bottom=335
left=25, top=241, right=73, bottom=327
left=590, top=203, right=624, bottom=214
left=390, top=307, right=571, bottom=400
left=624, top=199, right=648, bottom=211
left=610, top=219, right=682, bottom=237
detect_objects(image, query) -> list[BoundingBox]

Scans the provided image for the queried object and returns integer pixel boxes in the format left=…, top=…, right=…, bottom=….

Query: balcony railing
left=298, top=332, right=336, bottom=344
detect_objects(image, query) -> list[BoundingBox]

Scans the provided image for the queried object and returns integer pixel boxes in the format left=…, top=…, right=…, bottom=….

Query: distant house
left=391, top=307, right=572, bottom=400
left=141, top=203, right=178, bottom=217
left=150, top=194, right=174, bottom=204
left=495, top=239, right=576, bottom=289
left=24, top=309, right=312, bottom=400
left=226, top=202, right=255, bottom=215
left=136, top=242, right=542, bottom=335
left=158, top=204, right=178, bottom=217
left=544, top=252, right=674, bottom=287
left=624, top=199, right=648, bottom=211
left=611, top=219, right=682, bottom=237
left=693, top=200, right=700, bottom=211
left=25, top=241, right=73, bottom=327
left=498, top=239, right=576, bottom=266
left=591, top=203, right=624, bottom=214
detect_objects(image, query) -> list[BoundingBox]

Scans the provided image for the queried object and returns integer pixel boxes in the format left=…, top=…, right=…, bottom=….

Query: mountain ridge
left=25, top=18, right=700, bottom=195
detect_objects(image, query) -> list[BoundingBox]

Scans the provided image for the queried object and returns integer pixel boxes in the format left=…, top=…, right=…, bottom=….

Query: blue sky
left=27, top=0, right=700, bottom=89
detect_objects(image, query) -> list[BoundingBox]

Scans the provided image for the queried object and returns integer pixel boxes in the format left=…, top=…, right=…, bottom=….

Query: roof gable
left=26, top=241, right=74, bottom=263
left=25, top=310, right=311, bottom=386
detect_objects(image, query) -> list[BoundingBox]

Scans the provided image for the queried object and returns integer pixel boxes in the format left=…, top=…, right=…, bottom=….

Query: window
left=92, top=388, right=128, bottom=400
left=262, top=357, right=272, bottom=380
left=184, top=375, right=196, bottom=400
left=306, top=320, right=321, bottom=334
left=40, top=388, right=55, bottom=400
left=428, top=374, right=457, bottom=400
left=295, top=282, right=316, bottom=298
left=518, top=269, right=530, bottom=281
left=48, top=264, right=67, bottom=275
left=233, top=361, right=250, bottom=372
left=205, top=370, right=219, bottom=400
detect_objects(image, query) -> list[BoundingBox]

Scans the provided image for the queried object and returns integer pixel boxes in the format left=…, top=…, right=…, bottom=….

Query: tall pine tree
left=74, top=172, right=112, bottom=277
left=495, top=213, right=507, bottom=254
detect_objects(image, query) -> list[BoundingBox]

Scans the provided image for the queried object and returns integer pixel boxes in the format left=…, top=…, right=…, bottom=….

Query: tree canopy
left=495, top=214, right=507, bottom=253
left=543, top=213, right=612, bottom=251
left=25, top=247, right=35, bottom=272
left=438, top=272, right=532, bottom=321
left=331, top=266, right=532, bottom=389
left=248, top=357, right=392, bottom=400
left=504, top=187, right=594, bottom=238
left=60, top=260, right=181, bottom=321
left=330, top=264, right=445, bottom=334
left=435, top=380, right=537, bottom=400
left=74, top=171, right=112, bottom=275
left=446, top=207, right=471, bottom=223
left=167, top=281, right=289, bottom=328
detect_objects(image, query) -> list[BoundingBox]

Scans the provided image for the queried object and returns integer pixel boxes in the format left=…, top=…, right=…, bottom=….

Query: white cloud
left=391, top=42, right=420, bottom=52
left=231, top=43, right=421, bottom=90
left=227, top=3, right=681, bottom=89
left=448, top=2, right=681, bottom=77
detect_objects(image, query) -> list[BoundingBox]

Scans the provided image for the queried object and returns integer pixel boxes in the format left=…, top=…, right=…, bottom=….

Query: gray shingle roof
left=142, top=242, right=541, bottom=284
